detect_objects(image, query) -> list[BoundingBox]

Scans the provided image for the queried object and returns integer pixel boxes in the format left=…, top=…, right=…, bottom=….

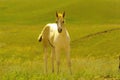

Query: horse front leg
left=55, top=48, right=60, bottom=74
left=65, top=45, right=72, bottom=74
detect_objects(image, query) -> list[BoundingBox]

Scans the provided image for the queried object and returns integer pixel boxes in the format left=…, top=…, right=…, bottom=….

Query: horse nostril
left=58, top=29, right=62, bottom=33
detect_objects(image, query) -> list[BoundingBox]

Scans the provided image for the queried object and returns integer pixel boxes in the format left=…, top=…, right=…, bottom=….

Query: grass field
left=0, top=0, right=120, bottom=80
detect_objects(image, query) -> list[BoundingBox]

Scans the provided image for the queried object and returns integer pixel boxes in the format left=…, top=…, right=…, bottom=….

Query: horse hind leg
left=51, top=47, right=55, bottom=73
left=43, top=47, right=48, bottom=74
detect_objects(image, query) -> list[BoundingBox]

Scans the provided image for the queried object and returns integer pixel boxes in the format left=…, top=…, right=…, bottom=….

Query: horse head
left=56, top=11, right=65, bottom=33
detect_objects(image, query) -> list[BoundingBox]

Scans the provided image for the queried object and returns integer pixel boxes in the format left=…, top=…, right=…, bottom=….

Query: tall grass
left=0, top=24, right=120, bottom=79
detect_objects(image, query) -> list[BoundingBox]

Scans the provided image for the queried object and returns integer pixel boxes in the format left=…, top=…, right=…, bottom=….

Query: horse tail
left=38, top=25, right=50, bottom=42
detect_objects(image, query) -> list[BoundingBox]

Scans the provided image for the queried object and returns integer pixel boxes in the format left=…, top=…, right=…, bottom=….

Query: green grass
left=0, top=0, right=120, bottom=80
left=0, top=24, right=120, bottom=80
left=0, top=0, right=120, bottom=24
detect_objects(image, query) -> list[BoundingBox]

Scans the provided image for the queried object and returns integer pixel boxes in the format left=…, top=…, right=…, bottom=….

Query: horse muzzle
left=58, top=28, right=62, bottom=33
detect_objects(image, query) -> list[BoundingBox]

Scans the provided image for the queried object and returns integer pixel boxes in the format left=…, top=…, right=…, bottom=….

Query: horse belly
left=49, top=28, right=57, bottom=46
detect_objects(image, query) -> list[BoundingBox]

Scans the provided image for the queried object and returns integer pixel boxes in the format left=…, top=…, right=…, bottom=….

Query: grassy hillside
left=0, top=0, right=120, bottom=80
left=0, top=0, right=120, bottom=24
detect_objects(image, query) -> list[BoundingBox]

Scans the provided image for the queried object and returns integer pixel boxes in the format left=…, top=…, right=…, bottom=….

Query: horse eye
left=62, top=21, right=64, bottom=23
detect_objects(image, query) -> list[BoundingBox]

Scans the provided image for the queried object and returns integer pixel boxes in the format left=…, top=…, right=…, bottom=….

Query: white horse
left=38, top=12, right=71, bottom=74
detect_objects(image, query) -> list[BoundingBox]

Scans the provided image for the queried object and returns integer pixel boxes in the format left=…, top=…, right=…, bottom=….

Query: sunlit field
left=0, top=0, right=120, bottom=80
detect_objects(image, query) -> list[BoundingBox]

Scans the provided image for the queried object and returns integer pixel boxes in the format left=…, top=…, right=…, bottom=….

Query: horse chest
left=53, top=32, right=70, bottom=48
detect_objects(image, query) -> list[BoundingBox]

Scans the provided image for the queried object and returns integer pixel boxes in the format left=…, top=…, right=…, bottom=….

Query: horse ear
left=63, top=11, right=65, bottom=17
left=56, top=11, right=58, bottom=17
